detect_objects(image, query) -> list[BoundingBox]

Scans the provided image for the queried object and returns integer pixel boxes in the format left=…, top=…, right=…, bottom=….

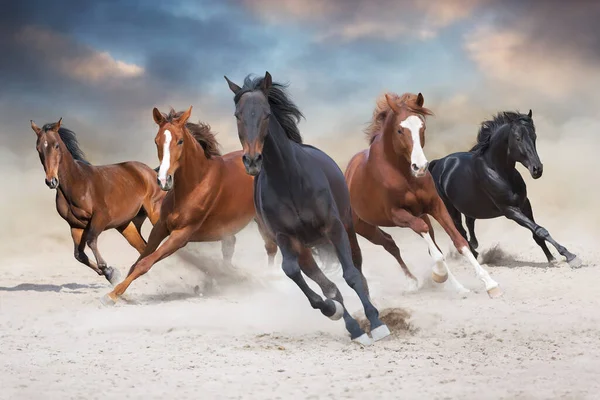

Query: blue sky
left=2, top=0, right=599, bottom=167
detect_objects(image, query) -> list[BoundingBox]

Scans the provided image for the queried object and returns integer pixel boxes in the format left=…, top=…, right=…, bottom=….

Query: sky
left=2, top=0, right=600, bottom=168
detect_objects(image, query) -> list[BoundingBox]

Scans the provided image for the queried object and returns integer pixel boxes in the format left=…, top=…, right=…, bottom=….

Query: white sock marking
left=422, top=232, right=468, bottom=293
left=400, top=115, right=428, bottom=173
left=460, top=246, right=499, bottom=291
left=158, top=130, right=172, bottom=185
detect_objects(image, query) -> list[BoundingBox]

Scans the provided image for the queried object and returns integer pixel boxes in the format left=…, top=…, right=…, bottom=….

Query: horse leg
left=102, top=225, right=189, bottom=304
left=70, top=227, right=105, bottom=277
left=275, top=235, right=361, bottom=338
left=505, top=204, right=580, bottom=267
left=80, top=216, right=121, bottom=285
left=520, top=199, right=556, bottom=264
left=465, top=217, right=479, bottom=251
left=328, top=219, right=388, bottom=343
left=255, top=218, right=277, bottom=266
left=345, top=222, right=371, bottom=297
left=428, top=200, right=501, bottom=298
left=117, top=221, right=147, bottom=255
left=354, top=215, right=418, bottom=291
left=445, top=204, right=478, bottom=258
left=221, top=235, right=236, bottom=264
left=298, top=248, right=365, bottom=341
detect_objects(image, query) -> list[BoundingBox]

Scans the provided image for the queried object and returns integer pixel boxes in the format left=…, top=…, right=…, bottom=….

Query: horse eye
left=177, top=139, right=184, bottom=145
left=54, top=143, right=60, bottom=149
left=397, top=129, right=403, bottom=134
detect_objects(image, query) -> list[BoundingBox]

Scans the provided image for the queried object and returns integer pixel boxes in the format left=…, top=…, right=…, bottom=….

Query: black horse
left=224, top=72, right=389, bottom=344
left=429, top=110, right=581, bottom=267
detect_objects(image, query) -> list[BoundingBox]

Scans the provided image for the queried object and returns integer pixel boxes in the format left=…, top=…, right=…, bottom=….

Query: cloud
left=15, top=26, right=144, bottom=85
left=239, top=0, right=486, bottom=41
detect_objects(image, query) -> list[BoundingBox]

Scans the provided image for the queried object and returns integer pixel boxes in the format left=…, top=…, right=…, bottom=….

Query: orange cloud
left=15, top=26, right=144, bottom=84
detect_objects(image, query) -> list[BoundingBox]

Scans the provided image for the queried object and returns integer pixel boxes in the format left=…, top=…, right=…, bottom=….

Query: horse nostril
left=255, top=153, right=263, bottom=163
left=411, top=163, right=419, bottom=171
left=242, top=154, right=250, bottom=166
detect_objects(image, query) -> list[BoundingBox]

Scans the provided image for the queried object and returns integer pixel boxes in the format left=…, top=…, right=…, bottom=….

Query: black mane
left=234, top=75, right=304, bottom=143
left=42, top=123, right=90, bottom=164
left=470, top=111, right=533, bottom=155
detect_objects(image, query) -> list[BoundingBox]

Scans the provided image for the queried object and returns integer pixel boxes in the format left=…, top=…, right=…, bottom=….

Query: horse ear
left=177, top=105, right=193, bottom=125
left=224, top=76, right=242, bottom=95
left=31, top=120, right=42, bottom=136
left=416, top=93, right=424, bottom=107
left=385, top=93, right=401, bottom=114
left=528, top=109, right=532, bottom=118
left=54, top=118, right=62, bottom=131
left=260, top=71, right=272, bottom=93
left=152, top=107, right=165, bottom=125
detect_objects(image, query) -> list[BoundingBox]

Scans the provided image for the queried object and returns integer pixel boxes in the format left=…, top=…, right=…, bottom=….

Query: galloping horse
left=429, top=110, right=581, bottom=267
left=102, top=107, right=277, bottom=303
left=223, top=72, right=389, bottom=345
left=345, top=93, right=502, bottom=298
left=31, top=119, right=164, bottom=284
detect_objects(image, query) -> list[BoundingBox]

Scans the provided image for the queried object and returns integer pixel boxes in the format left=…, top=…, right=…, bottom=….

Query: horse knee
left=281, top=258, right=301, bottom=279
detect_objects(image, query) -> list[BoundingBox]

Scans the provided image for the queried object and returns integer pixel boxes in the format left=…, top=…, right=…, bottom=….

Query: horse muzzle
left=158, top=174, right=173, bottom=191
left=529, top=164, right=543, bottom=179
left=45, top=177, right=59, bottom=189
left=243, top=153, right=263, bottom=176
left=411, top=162, right=429, bottom=178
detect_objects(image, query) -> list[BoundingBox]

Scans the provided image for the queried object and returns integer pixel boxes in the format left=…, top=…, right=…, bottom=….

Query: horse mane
left=42, top=123, right=90, bottom=164
left=162, top=108, right=221, bottom=158
left=364, top=92, right=433, bottom=144
left=234, top=75, right=304, bottom=144
left=470, top=111, right=533, bottom=155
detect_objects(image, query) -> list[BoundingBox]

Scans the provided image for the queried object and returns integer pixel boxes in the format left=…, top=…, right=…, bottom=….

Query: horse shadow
left=0, top=282, right=104, bottom=293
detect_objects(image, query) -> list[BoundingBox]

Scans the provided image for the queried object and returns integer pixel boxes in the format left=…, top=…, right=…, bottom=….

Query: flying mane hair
left=41, top=123, right=90, bottom=164
left=162, top=108, right=221, bottom=158
left=233, top=75, right=304, bottom=144
left=364, top=92, right=433, bottom=144
left=470, top=111, right=534, bottom=155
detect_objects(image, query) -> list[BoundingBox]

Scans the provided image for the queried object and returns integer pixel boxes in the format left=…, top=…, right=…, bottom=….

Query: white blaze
left=400, top=115, right=427, bottom=171
left=158, top=129, right=172, bottom=185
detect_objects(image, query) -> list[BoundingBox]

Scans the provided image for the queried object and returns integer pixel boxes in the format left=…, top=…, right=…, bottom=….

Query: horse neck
left=482, top=126, right=516, bottom=174
left=56, top=146, right=87, bottom=199
left=172, top=135, right=211, bottom=198
left=261, top=117, right=301, bottom=181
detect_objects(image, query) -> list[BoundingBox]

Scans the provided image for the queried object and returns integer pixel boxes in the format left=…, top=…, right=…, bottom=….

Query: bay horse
left=428, top=110, right=581, bottom=267
left=223, top=71, right=389, bottom=345
left=345, top=93, right=502, bottom=298
left=102, top=106, right=277, bottom=304
left=30, top=119, right=164, bottom=284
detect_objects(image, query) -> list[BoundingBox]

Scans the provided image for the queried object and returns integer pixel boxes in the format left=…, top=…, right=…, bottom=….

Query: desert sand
left=1, top=128, right=600, bottom=400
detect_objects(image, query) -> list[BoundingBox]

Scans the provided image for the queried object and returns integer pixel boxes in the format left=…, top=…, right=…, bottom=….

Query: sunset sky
left=2, top=0, right=599, bottom=167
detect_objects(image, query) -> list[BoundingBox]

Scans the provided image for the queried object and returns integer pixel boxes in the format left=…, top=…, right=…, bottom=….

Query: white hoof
left=328, top=300, right=344, bottom=321
left=99, top=294, right=117, bottom=307
left=371, top=324, right=391, bottom=342
left=352, top=333, right=373, bottom=346
left=405, top=277, right=419, bottom=292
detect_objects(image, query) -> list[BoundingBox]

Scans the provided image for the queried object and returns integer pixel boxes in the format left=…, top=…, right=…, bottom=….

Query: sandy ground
left=1, top=198, right=599, bottom=400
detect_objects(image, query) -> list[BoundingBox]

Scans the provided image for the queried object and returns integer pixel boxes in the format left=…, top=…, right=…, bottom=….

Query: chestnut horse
left=345, top=93, right=502, bottom=298
left=102, top=106, right=277, bottom=303
left=31, top=119, right=164, bottom=284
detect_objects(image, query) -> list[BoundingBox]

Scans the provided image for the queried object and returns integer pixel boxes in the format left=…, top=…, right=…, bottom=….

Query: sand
left=1, top=205, right=599, bottom=400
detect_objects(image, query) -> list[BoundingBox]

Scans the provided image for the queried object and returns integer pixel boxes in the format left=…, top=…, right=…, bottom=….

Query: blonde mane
left=364, top=92, right=433, bottom=144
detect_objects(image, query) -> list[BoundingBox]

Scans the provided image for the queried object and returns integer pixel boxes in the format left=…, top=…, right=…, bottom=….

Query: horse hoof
left=406, top=277, right=420, bottom=292
left=487, top=286, right=503, bottom=299
left=325, top=299, right=344, bottom=321
left=568, top=256, right=584, bottom=269
left=99, top=293, right=117, bottom=307
left=105, top=267, right=122, bottom=287
left=352, top=333, right=373, bottom=346
left=432, top=271, right=448, bottom=284
left=371, top=324, right=391, bottom=342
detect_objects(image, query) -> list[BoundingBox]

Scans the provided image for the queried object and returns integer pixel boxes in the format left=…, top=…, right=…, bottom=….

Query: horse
left=428, top=110, right=581, bottom=267
left=101, top=106, right=278, bottom=304
left=30, top=118, right=165, bottom=284
left=223, top=71, right=389, bottom=345
left=345, top=93, right=502, bottom=298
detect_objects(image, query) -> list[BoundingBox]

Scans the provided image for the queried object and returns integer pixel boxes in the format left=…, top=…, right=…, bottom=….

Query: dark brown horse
left=345, top=93, right=502, bottom=298
left=102, top=107, right=277, bottom=304
left=31, top=119, right=165, bottom=284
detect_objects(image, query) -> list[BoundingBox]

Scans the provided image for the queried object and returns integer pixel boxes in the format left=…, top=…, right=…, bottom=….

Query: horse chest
left=261, top=191, right=328, bottom=240
left=56, top=192, right=91, bottom=227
